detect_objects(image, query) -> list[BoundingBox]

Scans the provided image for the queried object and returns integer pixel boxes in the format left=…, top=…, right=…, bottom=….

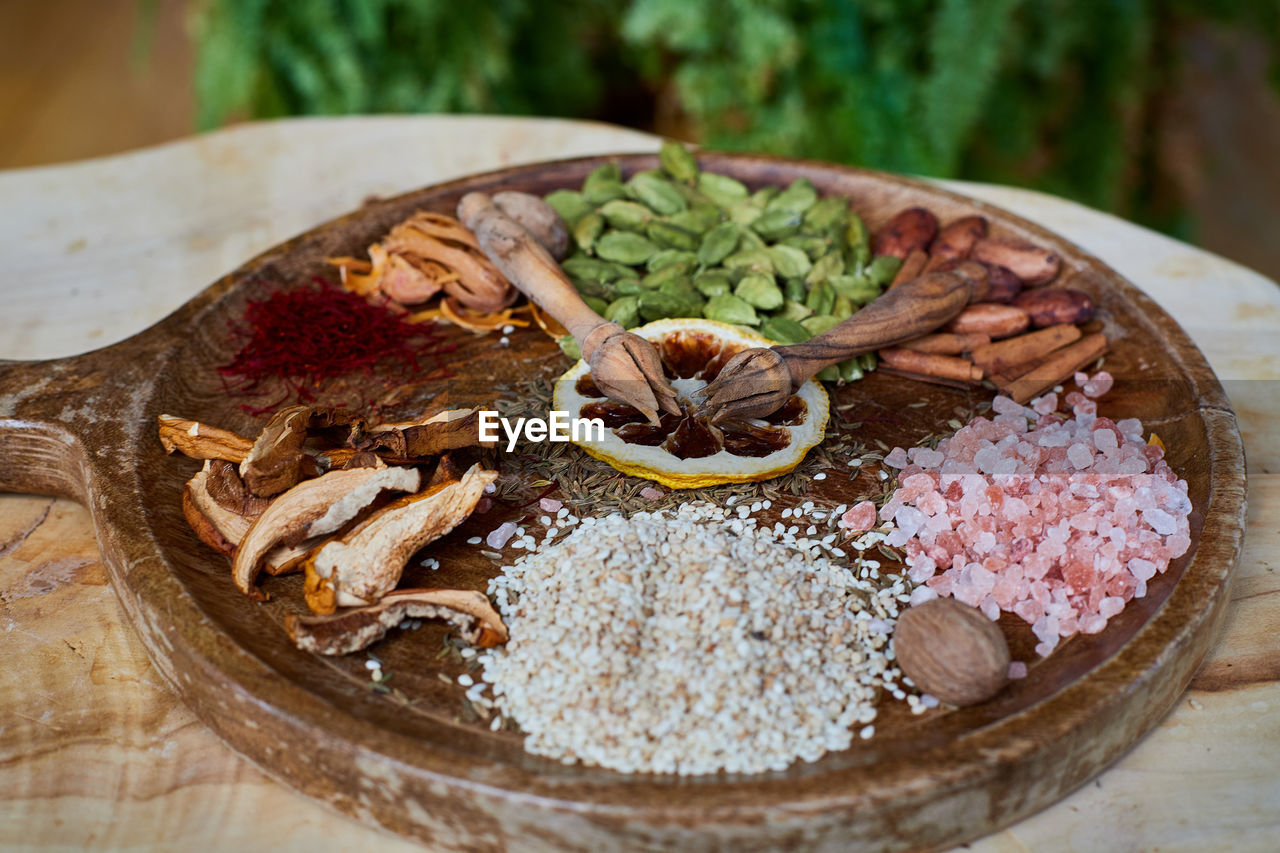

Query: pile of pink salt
left=878, top=371, right=1192, bottom=657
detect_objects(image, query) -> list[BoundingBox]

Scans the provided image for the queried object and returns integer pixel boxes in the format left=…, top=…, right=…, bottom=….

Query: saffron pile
left=218, top=280, right=453, bottom=412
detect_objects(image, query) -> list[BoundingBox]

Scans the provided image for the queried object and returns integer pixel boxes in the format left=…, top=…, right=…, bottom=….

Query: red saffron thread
left=218, top=279, right=455, bottom=414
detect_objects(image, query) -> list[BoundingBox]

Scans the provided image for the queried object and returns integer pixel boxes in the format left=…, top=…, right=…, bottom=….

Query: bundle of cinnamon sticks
left=870, top=206, right=1107, bottom=402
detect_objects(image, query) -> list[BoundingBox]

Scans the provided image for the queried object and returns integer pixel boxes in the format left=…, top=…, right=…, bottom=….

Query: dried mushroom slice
left=205, top=459, right=272, bottom=517
left=238, top=405, right=312, bottom=497
left=158, top=414, right=253, bottom=463
left=182, top=462, right=309, bottom=575
left=232, top=465, right=421, bottom=598
left=305, top=464, right=497, bottom=613
left=284, top=588, right=507, bottom=656
left=361, top=408, right=493, bottom=457
left=238, top=405, right=368, bottom=496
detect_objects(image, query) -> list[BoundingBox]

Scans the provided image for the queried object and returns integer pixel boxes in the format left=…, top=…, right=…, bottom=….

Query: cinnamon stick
left=994, top=332, right=1108, bottom=403
left=879, top=348, right=984, bottom=383
left=889, top=248, right=929, bottom=289
left=899, top=331, right=990, bottom=355
left=876, top=365, right=973, bottom=391
left=969, top=324, right=1081, bottom=375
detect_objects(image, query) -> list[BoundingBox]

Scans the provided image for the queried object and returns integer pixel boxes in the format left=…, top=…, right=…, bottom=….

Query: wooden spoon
left=699, top=265, right=987, bottom=421
left=457, top=191, right=679, bottom=425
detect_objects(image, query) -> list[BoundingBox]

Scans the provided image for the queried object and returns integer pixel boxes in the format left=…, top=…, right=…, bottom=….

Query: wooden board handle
left=0, top=327, right=172, bottom=499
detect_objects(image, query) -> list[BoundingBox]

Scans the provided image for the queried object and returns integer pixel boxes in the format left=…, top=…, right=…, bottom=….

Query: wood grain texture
left=0, top=118, right=1276, bottom=852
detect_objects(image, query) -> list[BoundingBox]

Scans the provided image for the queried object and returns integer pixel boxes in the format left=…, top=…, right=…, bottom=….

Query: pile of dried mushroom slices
left=158, top=406, right=507, bottom=655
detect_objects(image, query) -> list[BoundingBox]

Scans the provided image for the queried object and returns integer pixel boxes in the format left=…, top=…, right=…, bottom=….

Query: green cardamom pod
left=802, top=196, right=849, bottom=233
left=698, top=222, right=740, bottom=266
left=583, top=295, right=610, bottom=316
left=573, top=212, right=605, bottom=253
left=828, top=274, right=880, bottom=305
left=831, top=294, right=854, bottom=321
left=643, top=264, right=693, bottom=290
left=666, top=203, right=722, bottom=234
left=657, top=276, right=699, bottom=299
left=735, top=273, right=784, bottom=311
left=736, top=225, right=767, bottom=249
left=751, top=186, right=780, bottom=207
left=598, top=199, right=655, bottom=230
left=783, top=277, right=808, bottom=303
left=646, top=220, right=700, bottom=251
left=628, top=172, right=687, bottom=216
left=646, top=250, right=698, bottom=273
left=816, top=364, right=841, bottom=382
left=558, top=334, right=582, bottom=360
left=730, top=201, right=764, bottom=228
left=767, top=244, right=813, bottom=278
left=766, top=178, right=818, bottom=215
left=859, top=352, right=878, bottom=371
left=659, top=141, right=700, bottom=184
left=583, top=167, right=628, bottom=204
left=802, top=314, right=841, bottom=337
left=543, top=190, right=592, bottom=228
left=760, top=316, right=812, bottom=345
left=723, top=248, right=775, bottom=275
left=867, top=254, right=903, bottom=287
left=694, top=269, right=734, bottom=297
left=604, top=295, right=642, bottom=328
left=638, top=289, right=704, bottom=322
left=805, top=280, right=836, bottom=316
left=696, top=172, right=749, bottom=207
left=780, top=234, right=831, bottom=260
left=562, top=254, right=622, bottom=285
left=595, top=230, right=659, bottom=265
left=779, top=299, right=814, bottom=323
left=846, top=212, right=869, bottom=250
left=752, top=208, right=804, bottom=241
left=805, top=250, right=845, bottom=285
left=704, top=293, right=760, bottom=326
left=839, top=358, right=865, bottom=383
left=611, top=278, right=644, bottom=297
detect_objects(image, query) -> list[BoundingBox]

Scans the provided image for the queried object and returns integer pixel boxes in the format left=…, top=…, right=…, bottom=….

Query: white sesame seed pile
left=476, top=502, right=910, bottom=775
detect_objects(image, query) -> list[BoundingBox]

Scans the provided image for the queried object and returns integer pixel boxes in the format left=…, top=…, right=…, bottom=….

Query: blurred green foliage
left=192, top=0, right=1280, bottom=227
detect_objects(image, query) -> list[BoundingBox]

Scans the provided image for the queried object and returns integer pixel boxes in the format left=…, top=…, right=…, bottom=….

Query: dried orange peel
left=553, top=318, right=829, bottom=489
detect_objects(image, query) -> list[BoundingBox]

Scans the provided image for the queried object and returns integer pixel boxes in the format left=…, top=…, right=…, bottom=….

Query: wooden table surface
left=1, top=116, right=1277, bottom=852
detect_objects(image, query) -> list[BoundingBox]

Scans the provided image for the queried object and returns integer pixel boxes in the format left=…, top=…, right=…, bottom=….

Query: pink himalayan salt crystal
left=884, top=446, right=910, bottom=468
left=539, top=497, right=564, bottom=513
left=878, top=372, right=1192, bottom=657
left=1008, top=661, right=1028, bottom=679
left=1081, top=371, right=1114, bottom=398
left=639, top=486, right=664, bottom=501
left=474, top=497, right=493, bottom=514
left=840, top=500, right=878, bottom=533
left=485, top=521, right=518, bottom=550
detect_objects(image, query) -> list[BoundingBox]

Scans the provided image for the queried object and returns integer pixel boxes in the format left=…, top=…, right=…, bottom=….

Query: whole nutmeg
left=894, top=598, right=1011, bottom=706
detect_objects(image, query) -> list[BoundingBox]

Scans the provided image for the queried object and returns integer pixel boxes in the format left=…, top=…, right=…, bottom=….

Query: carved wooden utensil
left=700, top=265, right=986, bottom=421
left=458, top=191, right=679, bottom=425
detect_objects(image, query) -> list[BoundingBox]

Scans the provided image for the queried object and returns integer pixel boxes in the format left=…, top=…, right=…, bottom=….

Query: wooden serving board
left=0, top=153, right=1245, bottom=852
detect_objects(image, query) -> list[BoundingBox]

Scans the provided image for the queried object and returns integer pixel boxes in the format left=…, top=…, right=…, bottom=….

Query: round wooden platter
left=0, top=153, right=1245, bottom=852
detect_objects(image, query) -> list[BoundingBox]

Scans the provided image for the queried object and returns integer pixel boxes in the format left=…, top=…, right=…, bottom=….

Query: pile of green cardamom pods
left=542, top=142, right=902, bottom=383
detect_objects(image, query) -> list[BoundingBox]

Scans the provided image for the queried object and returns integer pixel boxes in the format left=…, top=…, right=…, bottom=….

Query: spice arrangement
left=151, top=145, right=1207, bottom=786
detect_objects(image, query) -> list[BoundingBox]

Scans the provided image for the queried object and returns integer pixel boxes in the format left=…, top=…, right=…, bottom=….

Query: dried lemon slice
left=553, top=318, right=829, bottom=489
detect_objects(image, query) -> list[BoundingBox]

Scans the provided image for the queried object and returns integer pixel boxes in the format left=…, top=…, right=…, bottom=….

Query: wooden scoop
left=699, top=265, right=988, bottom=421
left=458, top=192, right=678, bottom=425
